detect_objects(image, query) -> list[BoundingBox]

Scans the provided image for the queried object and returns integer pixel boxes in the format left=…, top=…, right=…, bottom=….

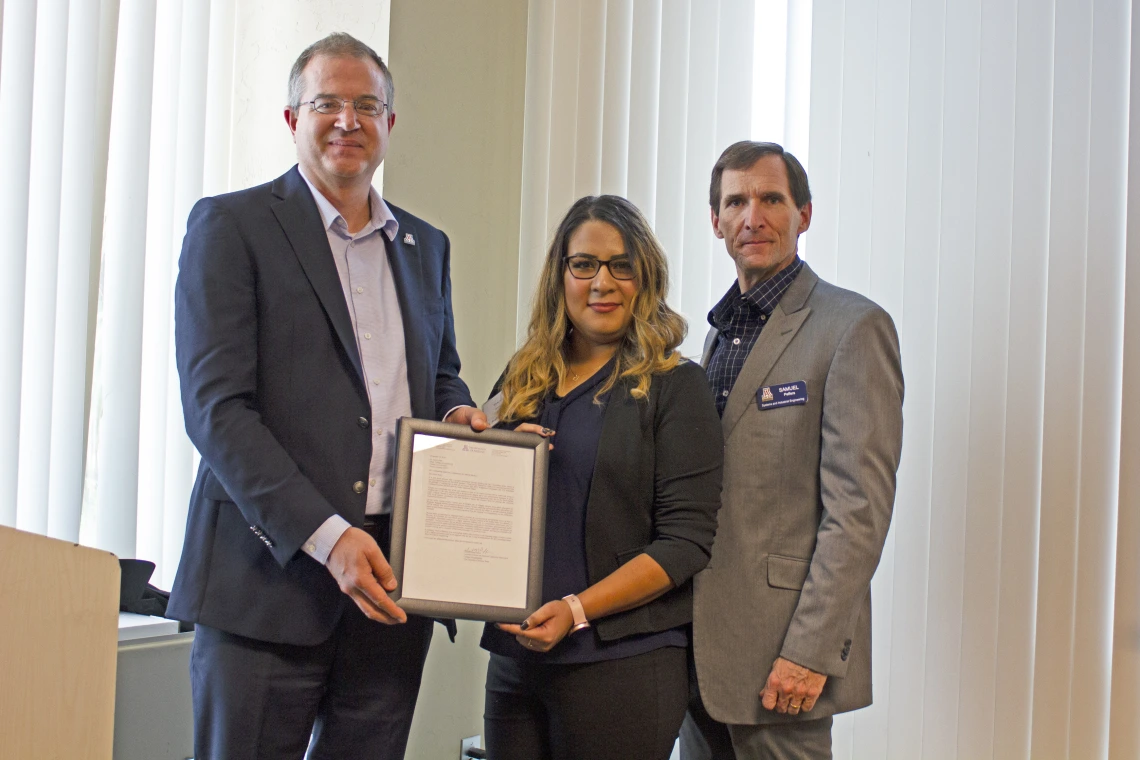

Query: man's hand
left=445, top=405, right=489, bottom=431
left=760, top=657, right=827, bottom=715
left=325, top=527, right=407, bottom=625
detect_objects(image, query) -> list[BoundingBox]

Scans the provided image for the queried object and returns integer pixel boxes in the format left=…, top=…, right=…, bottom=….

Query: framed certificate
left=388, top=417, right=548, bottom=623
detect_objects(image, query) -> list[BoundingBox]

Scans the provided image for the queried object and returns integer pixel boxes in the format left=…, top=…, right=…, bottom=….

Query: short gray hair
left=287, top=32, right=394, bottom=112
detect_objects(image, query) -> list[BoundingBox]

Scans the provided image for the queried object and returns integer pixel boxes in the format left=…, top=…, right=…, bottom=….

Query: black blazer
left=167, top=166, right=473, bottom=646
left=502, top=359, right=723, bottom=641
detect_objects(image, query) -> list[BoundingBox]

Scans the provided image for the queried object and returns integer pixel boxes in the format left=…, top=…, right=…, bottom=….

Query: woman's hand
left=497, top=599, right=574, bottom=653
left=514, top=422, right=555, bottom=449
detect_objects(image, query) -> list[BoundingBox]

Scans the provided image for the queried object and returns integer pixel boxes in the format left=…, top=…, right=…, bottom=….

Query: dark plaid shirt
left=706, top=257, right=804, bottom=416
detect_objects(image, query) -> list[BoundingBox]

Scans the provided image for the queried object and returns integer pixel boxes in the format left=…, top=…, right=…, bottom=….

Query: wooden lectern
left=0, top=525, right=121, bottom=759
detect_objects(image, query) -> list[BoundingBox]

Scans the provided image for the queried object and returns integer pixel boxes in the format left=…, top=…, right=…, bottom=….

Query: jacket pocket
left=767, top=554, right=811, bottom=590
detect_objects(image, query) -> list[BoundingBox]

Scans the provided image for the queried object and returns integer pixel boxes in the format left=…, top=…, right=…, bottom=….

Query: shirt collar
left=708, top=256, right=804, bottom=330
left=297, top=165, right=399, bottom=241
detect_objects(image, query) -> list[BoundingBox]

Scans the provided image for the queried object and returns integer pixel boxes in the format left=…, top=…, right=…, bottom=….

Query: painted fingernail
left=520, top=620, right=531, bottom=631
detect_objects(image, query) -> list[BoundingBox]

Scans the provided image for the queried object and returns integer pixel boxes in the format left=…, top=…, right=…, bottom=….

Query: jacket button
left=357, top=417, right=369, bottom=428
left=353, top=481, right=366, bottom=494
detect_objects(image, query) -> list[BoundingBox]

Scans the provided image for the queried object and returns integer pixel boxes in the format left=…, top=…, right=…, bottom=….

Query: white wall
left=228, top=0, right=392, bottom=191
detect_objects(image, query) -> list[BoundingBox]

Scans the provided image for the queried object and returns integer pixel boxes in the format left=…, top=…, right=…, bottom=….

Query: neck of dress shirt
left=298, top=166, right=398, bottom=243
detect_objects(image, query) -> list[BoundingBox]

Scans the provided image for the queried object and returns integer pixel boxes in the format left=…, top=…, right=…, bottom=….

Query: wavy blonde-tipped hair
left=499, top=195, right=687, bottom=423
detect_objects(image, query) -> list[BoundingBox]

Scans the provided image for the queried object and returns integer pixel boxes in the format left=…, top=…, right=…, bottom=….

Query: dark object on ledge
left=118, top=558, right=171, bottom=617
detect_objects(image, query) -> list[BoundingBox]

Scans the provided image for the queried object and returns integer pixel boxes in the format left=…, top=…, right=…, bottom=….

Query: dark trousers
left=680, top=659, right=738, bottom=760
left=189, top=520, right=434, bottom=760
left=484, top=646, right=688, bottom=760
left=681, top=653, right=832, bottom=760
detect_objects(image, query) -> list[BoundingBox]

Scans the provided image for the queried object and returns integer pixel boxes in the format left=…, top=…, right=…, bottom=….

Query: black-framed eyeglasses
left=563, top=254, right=636, bottom=281
left=303, top=96, right=388, bottom=118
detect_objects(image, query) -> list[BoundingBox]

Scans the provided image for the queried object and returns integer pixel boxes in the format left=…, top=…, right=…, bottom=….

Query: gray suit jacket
left=692, top=261, right=903, bottom=724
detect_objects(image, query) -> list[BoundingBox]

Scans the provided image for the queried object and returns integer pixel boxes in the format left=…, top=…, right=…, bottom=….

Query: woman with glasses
left=479, top=195, right=723, bottom=760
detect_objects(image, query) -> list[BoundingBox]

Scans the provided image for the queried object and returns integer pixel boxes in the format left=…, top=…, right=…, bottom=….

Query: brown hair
left=709, top=141, right=811, bottom=211
left=498, top=196, right=686, bottom=423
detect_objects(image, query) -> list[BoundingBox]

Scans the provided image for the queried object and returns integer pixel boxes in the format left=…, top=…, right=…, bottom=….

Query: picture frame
left=388, top=417, right=549, bottom=623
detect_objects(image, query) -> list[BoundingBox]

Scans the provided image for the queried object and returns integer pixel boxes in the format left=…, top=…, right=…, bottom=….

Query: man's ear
left=710, top=207, right=725, bottom=240
left=284, top=107, right=298, bottom=141
left=798, top=202, right=813, bottom=235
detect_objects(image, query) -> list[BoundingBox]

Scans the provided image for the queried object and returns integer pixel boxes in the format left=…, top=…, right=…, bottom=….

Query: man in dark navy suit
left=168, top=33, right=487, bottom=759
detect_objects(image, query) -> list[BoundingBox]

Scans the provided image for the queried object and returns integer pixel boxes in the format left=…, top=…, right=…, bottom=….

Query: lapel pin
left=403, top=232, right=416, bottom=245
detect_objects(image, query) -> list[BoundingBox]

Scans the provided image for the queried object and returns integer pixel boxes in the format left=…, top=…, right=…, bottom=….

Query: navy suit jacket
left=167, top=166, right=474, bottom=646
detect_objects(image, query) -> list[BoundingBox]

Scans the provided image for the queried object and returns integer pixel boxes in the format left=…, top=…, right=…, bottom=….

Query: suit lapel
left=270, top=168, right=365, bottom=388
left=720, top=263, right=819, bottom=439
left=382, top=210, right=431, bottom=418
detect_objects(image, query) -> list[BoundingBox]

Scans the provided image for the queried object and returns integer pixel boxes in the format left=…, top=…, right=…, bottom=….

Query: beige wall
left=386, top=0, right=529, bottom=403
left=385, top=2, right=529, bottom=758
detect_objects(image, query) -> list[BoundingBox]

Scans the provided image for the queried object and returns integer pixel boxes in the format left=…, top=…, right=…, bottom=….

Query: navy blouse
left=480, top=360, right=687, bottom=664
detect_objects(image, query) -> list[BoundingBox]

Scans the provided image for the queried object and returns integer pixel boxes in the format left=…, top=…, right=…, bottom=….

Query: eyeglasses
left=564, top=254, right=636, bottom=281
left=303, top=96, right=388, bottom=118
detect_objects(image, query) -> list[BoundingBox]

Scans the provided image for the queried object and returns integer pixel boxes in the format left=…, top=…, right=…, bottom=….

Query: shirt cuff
left=443, top=405, right=470, bottom=423
left=301, top=514, right=352, bottom=565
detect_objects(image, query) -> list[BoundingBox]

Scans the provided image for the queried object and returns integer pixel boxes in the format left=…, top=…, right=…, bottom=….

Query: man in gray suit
left=681, top=142, right=904, bottom=760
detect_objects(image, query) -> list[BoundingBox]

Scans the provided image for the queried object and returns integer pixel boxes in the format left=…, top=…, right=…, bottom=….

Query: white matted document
left=389, top=418, right=548, bottom=622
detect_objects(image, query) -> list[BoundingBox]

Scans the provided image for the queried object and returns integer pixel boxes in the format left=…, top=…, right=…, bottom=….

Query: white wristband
left=562, top=593, right=590, bottom=633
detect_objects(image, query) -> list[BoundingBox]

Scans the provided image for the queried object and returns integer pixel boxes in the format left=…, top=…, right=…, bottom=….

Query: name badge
left=758, top=381, right=808, bottom=410
left=482, top=392, right=504, bottom=428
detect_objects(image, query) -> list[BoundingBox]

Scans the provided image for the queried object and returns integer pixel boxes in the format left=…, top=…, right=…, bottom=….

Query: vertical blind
left=0, top=0, right=394, bottom=588
left=1111, top=6, right=1140, bottom=755
left=0, top=0, right=38, bottom=529
left=518, top=0, right=777, bottom=358
left=519, top=1, right=1135, bottom=758
left=0, top=0, right=228, bottom=587
left=807, top=0, right=1132, bottom=758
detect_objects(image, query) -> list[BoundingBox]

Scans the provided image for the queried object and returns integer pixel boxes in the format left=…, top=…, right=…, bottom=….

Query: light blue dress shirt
left=297, top=169, right=410, bottom=564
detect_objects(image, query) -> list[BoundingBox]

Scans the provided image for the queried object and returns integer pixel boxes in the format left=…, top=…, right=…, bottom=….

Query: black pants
left=189, top=519, right=434, bottom=760
left=484, top=646, right=688, bottom=760
left=680, top=648, right=738, bottom=759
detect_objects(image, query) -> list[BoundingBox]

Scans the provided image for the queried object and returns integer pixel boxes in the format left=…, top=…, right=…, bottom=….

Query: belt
left=359, top=516, right=391, bottom=553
